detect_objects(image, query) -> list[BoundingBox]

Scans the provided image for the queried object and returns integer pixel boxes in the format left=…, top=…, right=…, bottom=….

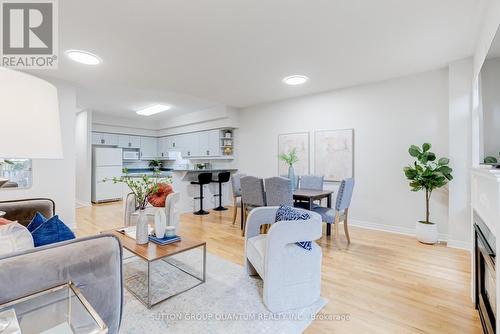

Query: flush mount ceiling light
left=283, top=75, right=309, bottom=85
left=136, top=104, right=171, bottom=116
left=65, top=50, right=102, bottom=65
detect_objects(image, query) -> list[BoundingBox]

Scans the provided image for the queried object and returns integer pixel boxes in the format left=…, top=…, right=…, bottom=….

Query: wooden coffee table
left=106, top=228, right=206, bottom=309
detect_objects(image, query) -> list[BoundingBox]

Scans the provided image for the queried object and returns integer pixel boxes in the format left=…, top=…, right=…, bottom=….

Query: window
left=0, top=159, right=32, bottom=189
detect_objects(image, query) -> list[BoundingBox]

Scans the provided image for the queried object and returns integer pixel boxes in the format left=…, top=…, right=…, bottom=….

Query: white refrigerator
left=92, top=147, right=123, bottom=203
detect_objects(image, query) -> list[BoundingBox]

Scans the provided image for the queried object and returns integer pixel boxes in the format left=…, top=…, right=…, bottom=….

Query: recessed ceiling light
left=283, top=75, right=309, bottom=85
left=136, top=104, right=171, bottom=116
left=66, top=50, right=101, bottom=65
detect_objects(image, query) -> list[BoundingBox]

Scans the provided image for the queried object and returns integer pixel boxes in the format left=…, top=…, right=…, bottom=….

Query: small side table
left=0, top=282, right=107, bottom=334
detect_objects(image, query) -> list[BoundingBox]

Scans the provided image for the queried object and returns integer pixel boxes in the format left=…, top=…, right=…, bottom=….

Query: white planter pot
left=415, top=221, right=438, bottom=244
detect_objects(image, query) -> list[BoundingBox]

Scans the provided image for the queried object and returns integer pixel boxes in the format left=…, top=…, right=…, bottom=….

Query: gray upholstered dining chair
left=231, top=173, right=246, bottom=225
left=264, top=177, right=293, bottom=206
left=313, top=178, right=355, bottom=246
left=295, top=175, right=324, bottom=209
left=300, top=175, right=324, bottom=190
left=240, top=176, right=266, bottom=236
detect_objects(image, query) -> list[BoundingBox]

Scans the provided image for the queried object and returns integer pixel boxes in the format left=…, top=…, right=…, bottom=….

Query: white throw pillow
left=0, top=222, right=34, bottom=255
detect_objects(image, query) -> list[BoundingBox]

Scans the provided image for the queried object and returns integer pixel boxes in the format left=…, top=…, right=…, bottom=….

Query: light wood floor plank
left=76, top=202, right=481, bottom=334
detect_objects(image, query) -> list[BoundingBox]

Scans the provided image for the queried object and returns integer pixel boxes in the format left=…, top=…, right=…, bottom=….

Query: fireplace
left=475, top=211, right=496, bottom=334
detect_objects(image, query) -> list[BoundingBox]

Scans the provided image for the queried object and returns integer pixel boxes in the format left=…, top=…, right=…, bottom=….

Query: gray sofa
left=0, top=199, right=123, bottom=333
left=0, top=198, right=55, bottom=226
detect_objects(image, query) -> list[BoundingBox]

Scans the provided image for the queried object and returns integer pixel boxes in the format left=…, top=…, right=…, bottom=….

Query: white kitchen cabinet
left=140, top=136, right=158, bottom=159
left=194, top=132, right=207, bottom=156
left=189, top=130, right=221, bottom=157
left=92, top=132, right=118, bottom=146
left=129, top=136, right=141, bottom=148
left=167, top=136, right=177, bottom=150
left=181, top=133, right=201, bottom=158
left=92, top=132, right=102, bottom=145
left=207, top=130, right=220, bottom=156
left=118, top=135, right=141, bottom=148
left=158, top=137, right=171, bottom=158
left=102, top=133, right=119, bottom=146
left=118, top=135, right=129, bottom=148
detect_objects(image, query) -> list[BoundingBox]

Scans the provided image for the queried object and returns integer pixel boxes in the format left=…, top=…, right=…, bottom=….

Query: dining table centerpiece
left=279, top=148, right=299, bottom=191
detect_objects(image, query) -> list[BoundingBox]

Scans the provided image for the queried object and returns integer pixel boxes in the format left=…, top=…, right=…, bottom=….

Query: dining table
left=293, top=189, right=334, bottom=236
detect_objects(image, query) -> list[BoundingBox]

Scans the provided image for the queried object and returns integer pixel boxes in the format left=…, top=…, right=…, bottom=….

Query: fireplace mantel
left=471, top=167, right=500, bottom=235
left=471, top=167, right=500, bottom=333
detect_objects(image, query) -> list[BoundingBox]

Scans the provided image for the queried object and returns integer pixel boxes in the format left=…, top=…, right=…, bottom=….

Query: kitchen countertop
left=122, top=168, right=173, bottom=178
left=171, top=169, right=238, bottom=173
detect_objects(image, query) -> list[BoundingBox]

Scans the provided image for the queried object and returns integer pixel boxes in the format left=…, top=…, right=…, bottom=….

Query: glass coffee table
left=108, top=228, right=206, bottom=309
left=0, top=282, right=107, bottom=334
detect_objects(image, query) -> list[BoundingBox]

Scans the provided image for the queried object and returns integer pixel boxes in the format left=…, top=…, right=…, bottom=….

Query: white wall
left=156, top=106, right=239, bottom=136
left=75, top=110, right=92, bottom=207
left=237, top=69, right=450, bottom=237
left=448, top=58, right=473, bottom=249
left=0, top=80, right=77, bottom=226
left=92, top=112, right=158, bottom=136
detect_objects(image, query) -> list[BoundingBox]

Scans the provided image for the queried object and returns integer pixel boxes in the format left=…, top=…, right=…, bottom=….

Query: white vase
left=415, top=221, right=438, bottom=244
left=288, top=165, right=296, bottom=191
left=136, top=209, right=149, bottom=245
left=154, top=210, right=166, bottom=239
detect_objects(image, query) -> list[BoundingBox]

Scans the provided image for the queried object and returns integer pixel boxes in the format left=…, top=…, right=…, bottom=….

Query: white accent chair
left=125, top=192, right=181, bottom=233
left=245, top=206, right=323, bottom=312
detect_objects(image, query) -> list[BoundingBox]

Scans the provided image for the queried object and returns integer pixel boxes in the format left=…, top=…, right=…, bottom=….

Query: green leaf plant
left=278, top=148, right=299, bottom=167
left=403, top=143, right=453, bottom=224
left=103, top=169, right=172, bottom=210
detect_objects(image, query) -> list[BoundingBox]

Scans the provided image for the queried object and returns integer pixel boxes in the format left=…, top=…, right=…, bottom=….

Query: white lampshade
left=0, top=68, right=63, bottom=159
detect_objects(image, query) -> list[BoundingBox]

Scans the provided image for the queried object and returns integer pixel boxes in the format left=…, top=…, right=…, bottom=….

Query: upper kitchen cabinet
left=197, top=130, right=220, bottom=157
left=167, top=136, right=177, bottom=150
left=92, top=132, right=119, bottom=146
left=118, top=134, right=141, bottom=148
left=140, top=136, right=158, bottom=159
left=158, top=137, right=176, bottom=159
left=158, top=137, right=167, bottom=158
left=177, top=133, right=195, bottom=158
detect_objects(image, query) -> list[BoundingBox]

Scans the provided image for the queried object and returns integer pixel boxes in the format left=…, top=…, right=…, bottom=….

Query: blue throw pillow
left=30, top=213, right=75, bottom=247
left=27, top=212, right=47, bottom=232
left=275, top=205, right=312, bottom=250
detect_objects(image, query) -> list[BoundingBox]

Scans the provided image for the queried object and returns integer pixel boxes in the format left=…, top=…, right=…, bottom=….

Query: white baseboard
left=446, top=239, right=472, bottom=251
left=348, top=219, right=470, bottom=250
left=75, top=200, right=91, bottom=208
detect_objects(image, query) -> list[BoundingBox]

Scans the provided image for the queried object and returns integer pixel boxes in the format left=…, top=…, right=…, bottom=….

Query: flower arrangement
left=279, top=148, right=299, bottom=167
left=104, top=169, right=172, bottom=210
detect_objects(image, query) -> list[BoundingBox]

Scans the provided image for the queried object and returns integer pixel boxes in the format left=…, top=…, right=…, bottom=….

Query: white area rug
left=120, top=248, right=327, bottom=333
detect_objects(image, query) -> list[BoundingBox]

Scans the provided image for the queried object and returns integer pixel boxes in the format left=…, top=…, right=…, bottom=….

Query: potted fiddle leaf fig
left=403, top=143, right=453, bottom=244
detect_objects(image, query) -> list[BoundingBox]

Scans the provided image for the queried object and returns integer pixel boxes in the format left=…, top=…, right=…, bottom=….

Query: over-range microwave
left=123, top=150, right=140, bottom=160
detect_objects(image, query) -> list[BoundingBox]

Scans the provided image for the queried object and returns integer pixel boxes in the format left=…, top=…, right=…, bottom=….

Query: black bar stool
left=191, top=172, right=213, bottom=215
left=212, top=172, right=231, bottom=211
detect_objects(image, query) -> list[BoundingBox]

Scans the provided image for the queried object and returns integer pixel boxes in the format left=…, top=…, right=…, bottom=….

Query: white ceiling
left=32, top=0, right=486, bottom=119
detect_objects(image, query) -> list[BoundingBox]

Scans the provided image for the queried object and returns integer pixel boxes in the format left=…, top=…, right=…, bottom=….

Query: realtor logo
left=1, top=0, right=58, bottom=68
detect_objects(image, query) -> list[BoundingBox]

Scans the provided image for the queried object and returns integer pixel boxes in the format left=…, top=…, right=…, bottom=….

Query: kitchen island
left=121, top=168, right=238, bottom=214
left=171, top=169, right=238, bottom=213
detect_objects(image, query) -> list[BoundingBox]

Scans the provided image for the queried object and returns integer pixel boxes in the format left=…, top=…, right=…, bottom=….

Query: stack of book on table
left=148, top=234, right=181, bottom=245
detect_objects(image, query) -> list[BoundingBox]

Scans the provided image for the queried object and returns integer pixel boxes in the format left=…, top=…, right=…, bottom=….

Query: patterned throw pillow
left=148, top=183, right=174, bottom=207
left=275, top=205, right=312, bottom=250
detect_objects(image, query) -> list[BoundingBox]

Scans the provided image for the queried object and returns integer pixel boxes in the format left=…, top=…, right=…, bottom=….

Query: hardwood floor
left=76, top=202, right=481, bottom=334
